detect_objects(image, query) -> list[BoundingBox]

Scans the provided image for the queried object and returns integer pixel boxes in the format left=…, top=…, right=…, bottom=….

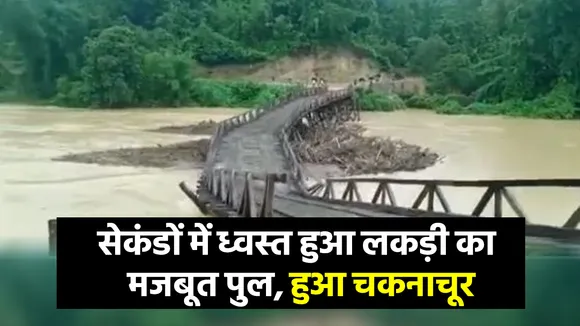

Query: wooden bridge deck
left=210, top=91, right=399, bottom=217
left=213, top=95, right=318, bottom=174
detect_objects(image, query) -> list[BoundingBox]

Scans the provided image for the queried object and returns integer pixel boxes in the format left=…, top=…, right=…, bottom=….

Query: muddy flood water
left=2, top=104, right=580, bottom=248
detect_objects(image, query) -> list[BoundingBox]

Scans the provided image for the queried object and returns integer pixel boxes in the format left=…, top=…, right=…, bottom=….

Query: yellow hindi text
left=288, top=272, right=347, bottom=305
left=352, top=272, right=475, bottom=307
left=289, top=272, right=476, bottom=307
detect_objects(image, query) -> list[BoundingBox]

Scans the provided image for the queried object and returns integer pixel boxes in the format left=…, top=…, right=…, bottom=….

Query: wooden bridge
left=46, top=85, right=580, bottom=252
left=173, top=84, right=580, bottom=246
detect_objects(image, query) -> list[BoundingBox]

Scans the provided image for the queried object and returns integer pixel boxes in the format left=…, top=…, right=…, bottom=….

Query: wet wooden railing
left=201, top=85, right=329, bottom=174
left=308, top=178, right=580, bottom=228
left=278, top=87, right=357, bottom=193
left=179, top=84, right=343, bottom=217
left=180, top=169, right=287, bottom=217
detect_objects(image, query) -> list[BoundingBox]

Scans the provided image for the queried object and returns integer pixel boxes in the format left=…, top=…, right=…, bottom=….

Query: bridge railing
left=308, top=177, right=580, bottom=228
left=276, top=87, right=357, bottom=193
left=182, top=81, right=367, bottom=217
left=201, top=85, right=329, bottom=173
left=183, top=84, right=336, bottom=216
left=181, top=169, right=289, bottom=217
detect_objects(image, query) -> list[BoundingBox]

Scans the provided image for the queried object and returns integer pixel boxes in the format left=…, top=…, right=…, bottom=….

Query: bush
left=434, top=81, right=578, bottom=118
left=190, top=79, right=296, bottom=108
left=443, top=93, right=475, bottom=107
left=54, top=77, right=89, bottom=107
left=356, top=89, right=406, bottom=111
left=435, top=99, right=465, bottom=114
left=139, top=51, right=194, bottom=107
left=404, top=94, right=436, bottom=109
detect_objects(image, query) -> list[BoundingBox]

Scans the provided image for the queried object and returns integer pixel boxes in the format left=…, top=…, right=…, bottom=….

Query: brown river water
left=1, top=104, right=580, bottom=248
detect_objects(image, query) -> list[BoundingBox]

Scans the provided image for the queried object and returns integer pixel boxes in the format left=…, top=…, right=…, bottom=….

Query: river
left=1, top=105, right=580, bottom=248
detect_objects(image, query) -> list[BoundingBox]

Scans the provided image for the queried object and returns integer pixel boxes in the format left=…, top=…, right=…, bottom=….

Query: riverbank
left=52, top=119, right=440, bottom=176
left=4, top=85, right=577, bottom=120
left=395, top=83, right=579, bottom=120
left=0, top=79, right=303, bottom=110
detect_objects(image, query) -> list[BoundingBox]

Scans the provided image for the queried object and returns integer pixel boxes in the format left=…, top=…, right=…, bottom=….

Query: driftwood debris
left=53, top=139, right=210, bottom=168
left=150, top=120, right=218, bottom=135
left=291, top=122, right=440, bottom=175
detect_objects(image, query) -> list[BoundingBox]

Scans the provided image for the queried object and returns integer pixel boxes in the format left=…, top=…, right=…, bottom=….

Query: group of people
left=271, top=72, right=382, bottom=89
left=310, top=75, right=327, bottom=87
left=310, top=72, right=383, bottom=89
left=353, top=73, right=382, bottom=88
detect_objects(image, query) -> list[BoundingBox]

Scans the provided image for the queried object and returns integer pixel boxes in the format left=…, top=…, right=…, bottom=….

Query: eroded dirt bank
left=52, top=119, right=440, bottom=175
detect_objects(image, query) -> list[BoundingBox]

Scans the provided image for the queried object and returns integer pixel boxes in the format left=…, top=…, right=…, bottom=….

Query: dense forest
left=0, top=0, right=578, bottom=118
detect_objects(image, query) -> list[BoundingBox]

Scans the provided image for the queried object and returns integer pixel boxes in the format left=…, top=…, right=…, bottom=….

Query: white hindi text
left=97, top=222, right=498, bottom=262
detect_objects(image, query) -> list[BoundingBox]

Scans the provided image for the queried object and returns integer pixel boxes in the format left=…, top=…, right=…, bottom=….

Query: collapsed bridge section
left=45, top=85, right=580, bottom=252
left=177, top=84, right=580, bottom=248
left=181, top=86, right=398, bottom=217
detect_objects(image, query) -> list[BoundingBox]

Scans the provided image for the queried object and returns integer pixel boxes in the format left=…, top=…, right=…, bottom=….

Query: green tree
left=81, top=26, right=143, bottom=108
left=409, top=36, right=450, bottom=75
left=139, top=51, right=193, bottom=106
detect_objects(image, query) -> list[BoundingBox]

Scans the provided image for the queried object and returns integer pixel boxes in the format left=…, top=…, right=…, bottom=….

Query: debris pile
left=53, top=120, right=440, bottom=174
left=291, top=122, right=440, bottom=175
left=53, top=139, right=209, bottom=168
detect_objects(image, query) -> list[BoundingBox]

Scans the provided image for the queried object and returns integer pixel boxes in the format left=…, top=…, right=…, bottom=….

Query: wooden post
left=48, top=219, right=57, bottom=256
left=238, top=173, right=257, bottom=217
left=259, top=174, right=277, bottom=217
left=179, top=181, right=208, bottom=214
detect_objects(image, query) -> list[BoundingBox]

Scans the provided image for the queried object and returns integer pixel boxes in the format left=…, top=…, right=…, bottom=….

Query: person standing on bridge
left=311, top=76, right=318, bottom=88
left=358, top=77, right=367, bottom=89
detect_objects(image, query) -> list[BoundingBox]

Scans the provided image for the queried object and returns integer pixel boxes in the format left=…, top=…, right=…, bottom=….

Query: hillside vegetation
left=0, top=0, right=579, bottom=118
